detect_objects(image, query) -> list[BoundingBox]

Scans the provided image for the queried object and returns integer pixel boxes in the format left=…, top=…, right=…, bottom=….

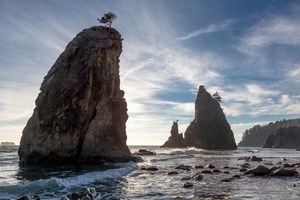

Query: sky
left=0, top=0, right=299, bottom=145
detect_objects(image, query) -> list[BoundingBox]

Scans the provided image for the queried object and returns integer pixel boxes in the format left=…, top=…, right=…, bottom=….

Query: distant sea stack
left=162, top=86, right=236, bottom=149
left=161, top=121, right=186, bottom=148
left=184, top=86, right=236, bottom=149
left=18, top=26, right=131, bottom=164
left=263, top=127, right=300, bottom=149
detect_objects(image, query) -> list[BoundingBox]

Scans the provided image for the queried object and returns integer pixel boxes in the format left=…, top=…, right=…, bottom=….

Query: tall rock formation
left=184, top=86, right=236, bottom=149
left=263, top=127, right=300, bottom=149
left=161, top=121, right=186, bottom=148
left=18, top=26, right=131, bottom=164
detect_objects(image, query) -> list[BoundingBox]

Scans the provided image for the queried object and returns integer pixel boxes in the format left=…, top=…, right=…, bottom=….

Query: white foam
left=55, top=162, right=138, bottom=188
left=170, top=148, right=205, bottom=155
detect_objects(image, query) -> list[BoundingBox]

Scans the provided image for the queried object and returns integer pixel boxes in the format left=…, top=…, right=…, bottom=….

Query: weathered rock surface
left=18, top=26, right=131, bottom=164
left=263, top=127, right=300, bottom=149
left=238, top=118, right=300, bottom=147
left=184, top=86, right=236, bottom=149
left=161, top=121, right=186, bottom=148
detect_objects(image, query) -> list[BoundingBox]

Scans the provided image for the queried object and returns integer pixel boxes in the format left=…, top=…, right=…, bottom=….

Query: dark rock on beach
left=141, top=166, right=159, bottom=171
left=272, top=168, right=298, bottom=176
left=182, top=182, right=194, bottom=188
left=184, top=86, right=236, bottom=149
left=134, top=149, right=156, bottom=156
left=18, top=26, right=131, bottom=164
left=175, top=164, right=193, bottom=170
left=245, top=165, right=271, bottom=176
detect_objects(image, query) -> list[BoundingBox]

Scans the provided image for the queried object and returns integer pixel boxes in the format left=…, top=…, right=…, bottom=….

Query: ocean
left=0, top=145, right=299, bottom=200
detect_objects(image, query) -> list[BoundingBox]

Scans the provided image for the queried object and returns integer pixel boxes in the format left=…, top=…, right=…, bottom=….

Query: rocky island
left=162, top=86, right=236, bottom=149
left=18, top=26, right=131, bottom=164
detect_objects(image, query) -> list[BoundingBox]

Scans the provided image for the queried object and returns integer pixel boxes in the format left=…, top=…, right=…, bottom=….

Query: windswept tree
left=98, top=12, right=117, bottom=28
left=212, top=91, right=222, bottom=103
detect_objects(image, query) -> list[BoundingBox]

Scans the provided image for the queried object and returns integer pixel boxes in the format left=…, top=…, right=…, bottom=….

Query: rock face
left=238, top=118, right=300, bottom=147
left=161, top=121, right=186, bottom=148
left=18, top=26, right=131, bottom=164
left=263, top=127, right=300, bottom=149
left=184, top=86, right=236, bottom=149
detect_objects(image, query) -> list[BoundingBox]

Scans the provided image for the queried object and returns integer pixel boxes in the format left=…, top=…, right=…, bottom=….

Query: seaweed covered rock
left=18, top=26, right=131, bottom=164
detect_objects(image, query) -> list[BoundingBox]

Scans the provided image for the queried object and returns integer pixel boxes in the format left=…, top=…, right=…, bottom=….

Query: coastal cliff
left=263, top=127, right=300, bottom=149
left=238, top=119, right=300, bottom=147
left=18, top=26, right=131, bottom=164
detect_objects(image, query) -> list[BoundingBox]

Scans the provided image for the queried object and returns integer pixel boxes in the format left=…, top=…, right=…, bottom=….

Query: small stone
left=221, top=177, right=233, bottom=182
left=282, top=158, right=287, bottom=161
left=193, top=173, right=204, bottom=181
left=181, top=176, right=192, bottom=181
left=250, top=156, right=262, bottom=162
left=195, top=165, right=204, bottom=169
left=223, top=166, right=230, bottom=169
left=206, top=164, right=215, bottom=169
left=232, top=174, right=241, bottom=178
left=134, top=149, right=156, bottom=156
left=167, top=171, right=179, bottom=175
left=241, top=163, right=251, bottom=168
left=141, top=166, right=158, bottom=171
left=212, top=169, right=221, bottom=173
left=175, top=164, right=193, bottom=170
left=223, top=171, right=230, bottom=174
left=201, top=170, right=213, bottom=174
left=182, top=182, right=194, bottom=188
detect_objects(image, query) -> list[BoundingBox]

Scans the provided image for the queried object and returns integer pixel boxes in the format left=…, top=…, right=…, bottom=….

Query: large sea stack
left=161, top=121, right=186, bottom=148
left=18, top=26, right=131, bottom=164
left=184, top=86, right=236, bottom=149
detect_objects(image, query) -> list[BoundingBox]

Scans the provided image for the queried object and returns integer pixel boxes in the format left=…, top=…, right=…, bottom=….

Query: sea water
left=0, top=146, right=299, bottom=199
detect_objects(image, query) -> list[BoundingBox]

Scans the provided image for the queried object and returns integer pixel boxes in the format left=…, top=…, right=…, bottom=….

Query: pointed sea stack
left=184, top=86, right=236, bottom=149
left=161, top=121, right=186, bottom=148
left=18, top=26, right=131, bottom=164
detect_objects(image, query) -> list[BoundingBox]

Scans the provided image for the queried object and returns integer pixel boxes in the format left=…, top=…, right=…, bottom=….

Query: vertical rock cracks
left=18, top=26, right=131, bottom=164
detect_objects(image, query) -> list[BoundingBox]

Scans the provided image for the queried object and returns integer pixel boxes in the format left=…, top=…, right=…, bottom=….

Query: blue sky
left=0, top=0, right=299, bottom=145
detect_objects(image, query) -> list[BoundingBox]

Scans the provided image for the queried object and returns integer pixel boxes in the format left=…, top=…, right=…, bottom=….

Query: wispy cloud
left=177, top=20, right=234, bottom=40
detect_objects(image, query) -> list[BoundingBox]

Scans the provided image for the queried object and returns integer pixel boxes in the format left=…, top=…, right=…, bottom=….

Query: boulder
left=263, top=127, right=300, bottom=149
left=184, top=86, right=236, bottom=149
left=18, top=26, right=131, bottom=164
left=272, top=168, right=298, bottom=176
left=245, top=165, right=271, bottom=176
left=134, top=149, right=156, bottom=156
left=161, top=121, right=186, bottom=148
left=175, top=164, right=193, bottom=170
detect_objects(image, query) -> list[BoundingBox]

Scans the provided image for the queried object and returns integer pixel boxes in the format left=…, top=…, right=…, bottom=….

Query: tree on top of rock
left=212, top=91, right=222, bottom=103
left=98, top=12, right=117, bottom=28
